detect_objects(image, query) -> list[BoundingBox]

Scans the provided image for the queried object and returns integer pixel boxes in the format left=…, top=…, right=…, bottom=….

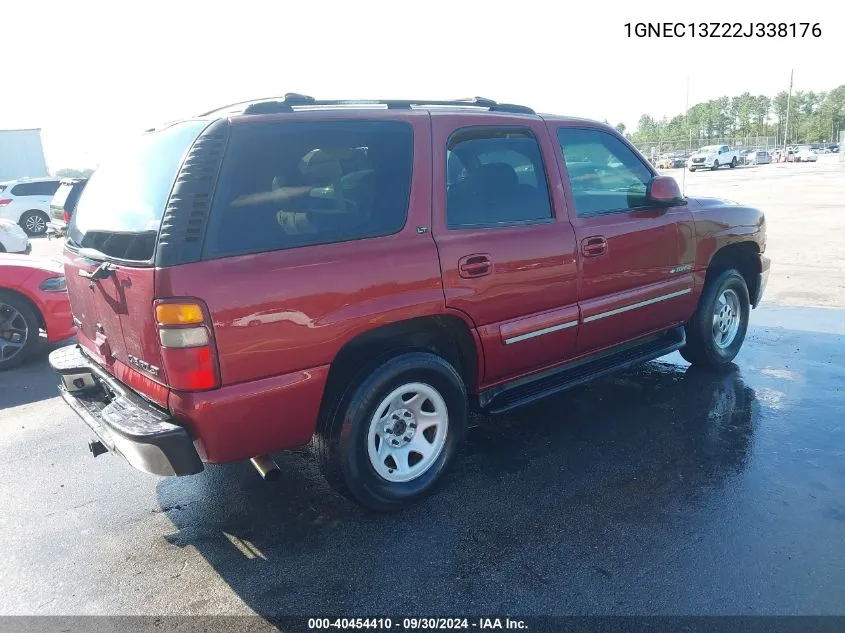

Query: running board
left=479, top=326, right=686, bottom=414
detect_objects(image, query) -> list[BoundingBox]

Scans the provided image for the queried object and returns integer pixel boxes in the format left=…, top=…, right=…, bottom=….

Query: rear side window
left=203, top=120, right=413, bottom=259
left=69, top=121, right=209, bottom=261
left=446, top=128, right=552, bottom=229
left=10, top=180, right=60, bottom=196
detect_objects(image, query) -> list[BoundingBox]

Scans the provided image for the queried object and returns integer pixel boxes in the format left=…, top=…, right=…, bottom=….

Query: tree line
left=619, top=84, right=845, bottom=149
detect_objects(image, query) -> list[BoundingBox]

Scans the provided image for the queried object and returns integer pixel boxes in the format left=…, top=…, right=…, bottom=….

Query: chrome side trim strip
left=582, top=288, right=692, bottom=324
left=504, top=320, right=579, bottom=345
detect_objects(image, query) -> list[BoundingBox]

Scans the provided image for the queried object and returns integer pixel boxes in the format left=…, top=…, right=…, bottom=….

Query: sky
left=3, top=0, right=842, bottom=170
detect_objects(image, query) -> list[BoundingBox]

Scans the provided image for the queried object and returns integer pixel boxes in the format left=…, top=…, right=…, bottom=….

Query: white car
left=0, top=218, right=31, bottom=254
left=747, top=150, right=771, bottom=165
left=687, top=145, right=740, bottom=171
left=0, top=178, right=61, bottom=236
left=795, top=147, right=818, bottom=162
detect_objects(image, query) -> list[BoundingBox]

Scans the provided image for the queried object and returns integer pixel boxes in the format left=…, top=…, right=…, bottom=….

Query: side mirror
left=646, top=175, right=685, bottom=207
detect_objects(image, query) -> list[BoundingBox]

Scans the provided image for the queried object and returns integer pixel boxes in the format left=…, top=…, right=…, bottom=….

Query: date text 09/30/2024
left=307, top=618, right=528, bottom=630
left=625, top=22, right=822, bottom=38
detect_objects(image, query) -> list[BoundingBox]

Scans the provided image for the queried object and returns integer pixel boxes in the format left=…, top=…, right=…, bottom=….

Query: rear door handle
left=581, top=236, right=608, bottom=257
left=458, top=254, right=492, bottom=278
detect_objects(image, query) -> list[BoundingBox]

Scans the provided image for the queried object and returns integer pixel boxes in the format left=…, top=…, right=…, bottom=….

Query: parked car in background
left=49, top=94, right=769, bottom=511
left=656, top=152, right=686, bottom=169
left=688, top=145, right=740, bottom=171
left=0, top=219, right=31, bottom=254
left=47, top=178, right=88, bottom=239
left=747, top=150, right=771, bottom=166
left=0, top=177, right=61, bottom=236
left=0, top=255, right=75, bottom=370
left=795, top=147, right=818, bottom=162
left=772, top=148, right=795, bottom=163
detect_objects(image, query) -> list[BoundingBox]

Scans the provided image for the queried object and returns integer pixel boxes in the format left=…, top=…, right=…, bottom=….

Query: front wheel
left=680, top=269, right=750, bottom=369
left=711, top=160, right=720, bottom=171
left=315, top=351, right=467, bottom=511
left=689, top=167, right=696, bottom=172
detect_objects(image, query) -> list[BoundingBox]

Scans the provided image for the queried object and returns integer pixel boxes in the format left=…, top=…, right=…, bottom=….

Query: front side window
left=446, top=128, right=552, bottom=229
left=557, top=127, right=653, bottom=217
left=203, top=120, right=413, bottom=259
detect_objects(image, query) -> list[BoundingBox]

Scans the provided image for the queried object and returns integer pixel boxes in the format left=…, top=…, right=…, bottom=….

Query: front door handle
left=458, top=254, right=492, bottom=278
left=581, top=236, right=608, bottom=257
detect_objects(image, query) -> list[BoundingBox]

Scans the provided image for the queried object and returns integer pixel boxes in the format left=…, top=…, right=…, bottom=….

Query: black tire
left=19, top=210, right=49, bottom=236
left=315, top=351, right=467, bottom=512
left=730, top=157, right=737, bottom=168
left=680, top=269, right=750, bottom=369
left=689, top=167, right=696, bottom=172
left=0, top=290, right=42, bottom=370
left=711, top=160, right=720, bottom=171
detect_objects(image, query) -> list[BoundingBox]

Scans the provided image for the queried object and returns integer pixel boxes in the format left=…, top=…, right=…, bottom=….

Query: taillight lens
left=154, top=299, right=219, bottom=392
left=0, top=199, right=12, bottom=207
left=63, top=209, right=70, bottom=223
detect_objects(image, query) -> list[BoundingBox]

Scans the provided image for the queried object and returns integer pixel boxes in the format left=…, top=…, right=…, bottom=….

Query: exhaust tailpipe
left=250, top=455, right=281, bottom=482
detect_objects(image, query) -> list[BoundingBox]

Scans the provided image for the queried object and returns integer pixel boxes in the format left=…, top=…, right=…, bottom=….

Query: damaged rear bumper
left=48, top=344, right=203, bottom=477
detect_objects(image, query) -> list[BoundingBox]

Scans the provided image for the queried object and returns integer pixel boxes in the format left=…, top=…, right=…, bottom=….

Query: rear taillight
left=154, top=300, right=219, bottom=392
left=63, top=209, right=70, bottom=223
left=0, top=199, right=12, bottom=207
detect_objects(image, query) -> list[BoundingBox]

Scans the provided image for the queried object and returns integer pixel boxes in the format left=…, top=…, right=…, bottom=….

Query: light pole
left=784, top=69, right=793, bottom=151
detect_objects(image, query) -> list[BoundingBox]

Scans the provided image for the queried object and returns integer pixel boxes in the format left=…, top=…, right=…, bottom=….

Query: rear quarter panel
left=157, top=113, right=446, bottom=387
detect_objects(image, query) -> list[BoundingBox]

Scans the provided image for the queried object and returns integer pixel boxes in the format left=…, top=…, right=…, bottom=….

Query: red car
left=1, top=255, right=76, bottom=370
left=50, top=95, right=770, bottom=510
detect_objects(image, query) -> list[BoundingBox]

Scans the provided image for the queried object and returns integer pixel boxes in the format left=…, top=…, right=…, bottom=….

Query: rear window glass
left=11, top=180, right=60, bottom=196
left=69, top=121, right=209, bottom=261
left=51, top=182, right=76, bottom=209
left=203, top=120, right=413, bottom=259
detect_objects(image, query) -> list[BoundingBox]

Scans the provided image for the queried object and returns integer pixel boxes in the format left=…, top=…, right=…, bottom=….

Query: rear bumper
left=49, top=344, right=203, bottom=477
left=46, top=221, right=67, bottom=238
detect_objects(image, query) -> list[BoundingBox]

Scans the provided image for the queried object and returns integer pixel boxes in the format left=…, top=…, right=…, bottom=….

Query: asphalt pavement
left=1, top=158, right=844, bottom=621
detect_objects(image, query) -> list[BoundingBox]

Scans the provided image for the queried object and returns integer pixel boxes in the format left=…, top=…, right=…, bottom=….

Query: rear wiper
left=78, top=247, right=110, bottom=262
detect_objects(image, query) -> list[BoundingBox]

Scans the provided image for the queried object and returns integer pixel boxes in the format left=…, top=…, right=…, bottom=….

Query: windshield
left=68, top=120, right=209, bottom=260
left=699, top=145, right=719, bottom=153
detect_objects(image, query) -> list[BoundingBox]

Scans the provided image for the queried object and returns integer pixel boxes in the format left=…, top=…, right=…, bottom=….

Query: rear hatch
left=50, top=179, right=87, bottom=223
left=64, top=120, right=211, bottom=404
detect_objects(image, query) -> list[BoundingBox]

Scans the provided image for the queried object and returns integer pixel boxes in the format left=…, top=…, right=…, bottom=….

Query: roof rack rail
left=199, top=95, right=535, bottom=117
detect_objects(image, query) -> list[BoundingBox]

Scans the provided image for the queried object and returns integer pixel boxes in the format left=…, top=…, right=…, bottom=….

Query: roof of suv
left=179, top=94, right=614, bottom=134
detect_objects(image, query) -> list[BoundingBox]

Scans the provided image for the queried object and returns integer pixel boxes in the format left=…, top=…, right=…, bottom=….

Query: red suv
left=50, top=95, right=769, bottom=510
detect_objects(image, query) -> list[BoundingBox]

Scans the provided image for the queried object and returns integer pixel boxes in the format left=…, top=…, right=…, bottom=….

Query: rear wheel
left=689, top=167, right=696, bottom=172
left=0, top=290, right=42, bottom=370
left=680, top=269, right=750, bottom=369
left=730, top=157, right=737, bottom=168
left=315, top=351, right=467, bottom=511
left=19, top=210, right=49, bottom=236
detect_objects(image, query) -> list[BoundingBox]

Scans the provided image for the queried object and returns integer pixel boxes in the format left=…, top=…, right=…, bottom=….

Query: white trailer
left=0, top=128, right=50, bottom=181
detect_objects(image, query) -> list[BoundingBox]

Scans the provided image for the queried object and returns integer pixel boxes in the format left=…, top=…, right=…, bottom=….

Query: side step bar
left=479, top=326, right=686, bottom=414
